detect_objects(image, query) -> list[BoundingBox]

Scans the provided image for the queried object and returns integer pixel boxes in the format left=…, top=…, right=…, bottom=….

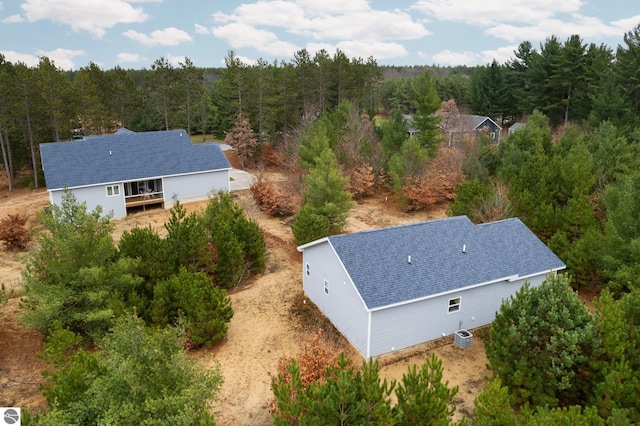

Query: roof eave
left=368, top=267, right=564, bottom=312
left=297, top=237, right=330, bottom=252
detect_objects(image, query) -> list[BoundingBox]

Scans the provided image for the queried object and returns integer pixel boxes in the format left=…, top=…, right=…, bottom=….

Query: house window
left=306, top=263, right=310, bottom=276
left=106, top=185, right=120, bottom=197
left=448, top=297, right=461, bottom=313
left=324, top=280, right=329, bottom=295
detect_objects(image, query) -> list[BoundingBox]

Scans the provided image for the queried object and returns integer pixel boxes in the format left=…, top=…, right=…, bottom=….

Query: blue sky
left=1, top=0, right=639, bottom=71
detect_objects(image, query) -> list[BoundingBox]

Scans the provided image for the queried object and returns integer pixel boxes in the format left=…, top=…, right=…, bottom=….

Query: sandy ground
left=0, top=181, right=490, bottom=423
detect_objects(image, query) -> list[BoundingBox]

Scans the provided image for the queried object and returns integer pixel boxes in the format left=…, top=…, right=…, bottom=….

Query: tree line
left=2, top=24, right=640, bottom=191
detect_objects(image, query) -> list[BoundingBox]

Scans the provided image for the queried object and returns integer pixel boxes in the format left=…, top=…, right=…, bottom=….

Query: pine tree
left=151, top=268, right=233, bottom=347
left=393, top=353, right=460, bottom=425
left=37, top=316, right=223, bottom=424
left=485, top=274, right=599, bottom=407
left=301, top=148, right=353, bottom=235
left=411, top=70, right=442, bottom=155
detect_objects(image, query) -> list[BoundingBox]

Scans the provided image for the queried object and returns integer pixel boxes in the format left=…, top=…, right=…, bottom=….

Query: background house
left=508, top=122, right=526, bottom=136
left=40, top=129, right=231, bottom=219
left=298, top=216, right=565, bottom=358
left=448, top=114, right=502, bottom=145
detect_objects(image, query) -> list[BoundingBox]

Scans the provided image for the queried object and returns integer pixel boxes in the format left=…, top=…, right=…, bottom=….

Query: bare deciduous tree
left=224, top=114, right=259, bottom=170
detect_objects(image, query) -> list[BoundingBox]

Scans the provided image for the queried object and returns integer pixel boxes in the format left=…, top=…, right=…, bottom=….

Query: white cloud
left=608, top=15, right=640, bottom=36
left=21, top=0, right=148, bottom=38
left=0, top=50, right=39, bottom=67
left=413, top=0, right=583, bottom=26
left=429, top=49, right=481, bottom=67
left=211, top=0, right=428, bottom=58
left=486, top=15, right=622, bottom=44
left=2, top=14, right=24, bottom=23
left=217, top=55, right=257, bottom=66
left=480, top=45, right=519, bottom=65
left=36, top=48, right=86, bottom=70
left=416, top=0, right=633, bottom=50
left=334, top=40, right=409, bottom=60
left=212, top=22, right=299, bottom=56
left=194, top=23, right=210, bottom=35
left=116, top=52, right=146, bottom=64
left=167, top=54, right=186, bottom=67
left=122, top=27, right=192, bottom=46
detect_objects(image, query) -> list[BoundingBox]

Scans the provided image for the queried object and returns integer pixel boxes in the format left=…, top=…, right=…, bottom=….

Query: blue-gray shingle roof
left=40, top=129, right=231, bottom=190
left=325, top=216, right=565, bottom=310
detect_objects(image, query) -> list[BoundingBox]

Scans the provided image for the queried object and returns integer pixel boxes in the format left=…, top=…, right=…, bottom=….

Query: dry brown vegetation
left=0, top=213, right=32, bottom=251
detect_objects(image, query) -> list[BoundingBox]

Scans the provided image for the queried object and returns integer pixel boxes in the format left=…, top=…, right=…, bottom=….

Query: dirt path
left=0, top=185, right=489, bottom=423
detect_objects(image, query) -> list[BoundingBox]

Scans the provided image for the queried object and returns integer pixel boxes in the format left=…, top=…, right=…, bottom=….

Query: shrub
left=36, top=316, right=223, bottom=424
left=350, top=164, right=375, bottom=200
left=250, top=174, right=296, bottom=216
left=0, top=213, right=32, bottom=250
left=291, top=204, right=331, bottom=246
left=151, top=268, right=233, bottom=347
left=203, top=191, right=266, bottom=288
left=485, top=274, right=599, bottom=407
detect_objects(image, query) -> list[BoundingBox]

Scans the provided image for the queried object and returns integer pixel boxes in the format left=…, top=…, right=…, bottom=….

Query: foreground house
left=40, top=129, right=231, bottom=219
left=297, top=216, right=565, bottom=358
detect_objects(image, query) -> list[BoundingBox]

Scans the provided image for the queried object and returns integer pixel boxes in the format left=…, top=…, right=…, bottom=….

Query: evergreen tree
left=203, top=191, right=266, bottom=288
left=599, top=173, right=640, bottom=293
left=393, top=353, right=461, bottom=425
left=301, top=148, right=353, bottom=235
left=272, top=352, right=463, bottom=425
left=380, top=110, right=409, bottom=159
left=178, top=57, right=204, bottom=135
left=591, top=289, right=640, bottom=422
left=291, top=204, right=331, bottom=246
left=388, top=138, right=429, bottom=195
left=36, top=316, right=223, bottom=424
left=151, top=268, right=233, bottom=347
left=21, top=190, right=146, bottom=339
left=486, top=274, right=599, bottom=407
left=411, top=70, right=442, bottom=154
left=106, top=66, right=142, bottom=130
left=553, top=35, right=588, bottom=125
left=469, top=60, right=509, bottom=119
left=615, top=24, right=640, bottom=119
left=73, top=62, right=110, bottom=135
left=164, top=201, right=211, bottom=273
left=147, top=57, right=177, bottom=130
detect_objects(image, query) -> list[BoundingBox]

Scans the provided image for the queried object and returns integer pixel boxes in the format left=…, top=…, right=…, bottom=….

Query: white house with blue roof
left=40, top=129, right=231, bottom=219
left=297, top=216, right=565, bottom=358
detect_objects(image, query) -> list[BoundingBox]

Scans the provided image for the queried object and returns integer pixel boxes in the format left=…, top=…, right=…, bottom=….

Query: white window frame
left=306, top=263, right=310, bottom=276
left=448, top=296, right=461, bottom=313
left=324, top=279, right=329, bottom=295
left=106, top=185, right=120, bottom=197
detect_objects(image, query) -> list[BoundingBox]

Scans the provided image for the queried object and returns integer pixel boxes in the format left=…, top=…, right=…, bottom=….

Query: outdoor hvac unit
left=454, top=329, right=473, bottom=349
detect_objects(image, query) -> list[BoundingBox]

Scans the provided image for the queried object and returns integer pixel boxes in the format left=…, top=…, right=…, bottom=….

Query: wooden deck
left=125, top=193, right=164, bottom=209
